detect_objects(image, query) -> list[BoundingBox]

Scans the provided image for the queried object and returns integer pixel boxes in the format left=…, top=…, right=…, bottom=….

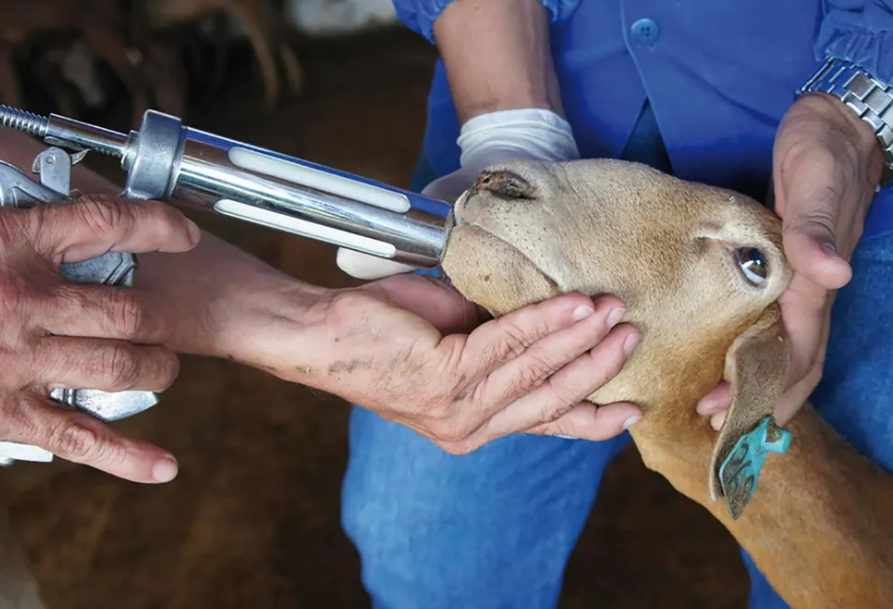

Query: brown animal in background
left=0, top=0, right=151, bottom=127
left=440, top=159, right=893, bottom=609
left=143, top=0, right=303, bottom=109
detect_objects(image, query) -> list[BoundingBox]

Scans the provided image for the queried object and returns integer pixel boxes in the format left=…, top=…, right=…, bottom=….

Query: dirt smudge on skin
left=327, top=359, right=373, bottom=375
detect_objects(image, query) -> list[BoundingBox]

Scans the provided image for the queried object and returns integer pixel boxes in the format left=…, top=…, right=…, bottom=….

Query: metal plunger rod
left=0, top=105, right=130, bottom=159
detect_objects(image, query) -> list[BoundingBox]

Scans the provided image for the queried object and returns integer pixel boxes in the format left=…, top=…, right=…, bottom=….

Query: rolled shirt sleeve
left=818, top=1, right=893, bottom=83
left=390, top=0, right=583, bottom=43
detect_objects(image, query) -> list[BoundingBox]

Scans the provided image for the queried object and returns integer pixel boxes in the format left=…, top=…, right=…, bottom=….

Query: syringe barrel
left=122, top=111, right=449, bottom=268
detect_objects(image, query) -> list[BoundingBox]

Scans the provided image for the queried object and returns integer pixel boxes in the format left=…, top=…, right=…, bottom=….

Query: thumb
left=778, top=183, right=852, bottom=291
left=336, top=248, right=417, bottom=280
left=365, top=273, right=486, bottom=334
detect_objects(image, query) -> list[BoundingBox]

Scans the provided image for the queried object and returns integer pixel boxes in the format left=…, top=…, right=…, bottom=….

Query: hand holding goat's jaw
left=268, top=275, right=642, bottom=453
left=697, top=92, right=884, bottom=429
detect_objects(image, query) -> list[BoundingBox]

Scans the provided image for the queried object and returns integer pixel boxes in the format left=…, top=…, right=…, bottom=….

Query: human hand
left=697, top=92, right=884, bottom=427
left=0, top=195, right=200, bottom=482
left=248, top=273, right=641, bottom=452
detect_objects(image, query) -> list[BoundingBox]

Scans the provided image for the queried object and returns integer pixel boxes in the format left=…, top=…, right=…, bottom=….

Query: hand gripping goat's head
left=441, top=159, right=794, bottom=505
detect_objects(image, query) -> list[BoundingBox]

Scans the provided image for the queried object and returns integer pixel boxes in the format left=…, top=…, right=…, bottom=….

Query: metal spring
left=0, top=105, right=49, bottom=138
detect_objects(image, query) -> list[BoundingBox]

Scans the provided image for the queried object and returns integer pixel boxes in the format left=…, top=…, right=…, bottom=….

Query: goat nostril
left=472, top=170, right=536, bottom=200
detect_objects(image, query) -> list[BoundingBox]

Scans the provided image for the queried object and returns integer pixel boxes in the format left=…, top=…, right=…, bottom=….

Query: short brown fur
left=441, top=158, right=893, bottom=609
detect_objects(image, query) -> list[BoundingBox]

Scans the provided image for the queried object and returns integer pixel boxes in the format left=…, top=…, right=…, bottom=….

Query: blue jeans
left=340, top=106, right=893, bottom=608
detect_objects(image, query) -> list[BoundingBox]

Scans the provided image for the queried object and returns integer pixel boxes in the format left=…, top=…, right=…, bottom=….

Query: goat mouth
left=447, top=195, right=562, bottom=289
left=444, top=219, right=562, bottom=292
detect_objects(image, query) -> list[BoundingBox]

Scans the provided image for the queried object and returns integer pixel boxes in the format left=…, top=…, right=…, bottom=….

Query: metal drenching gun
left=0, top=105, right=451, bottom=465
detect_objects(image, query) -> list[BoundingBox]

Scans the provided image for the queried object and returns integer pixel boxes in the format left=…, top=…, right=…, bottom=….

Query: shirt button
left=630, top=18, right=660, bottom=45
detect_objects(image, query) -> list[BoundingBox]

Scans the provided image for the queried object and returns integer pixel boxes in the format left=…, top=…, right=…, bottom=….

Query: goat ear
left=707, top=303, right=792, bottom=519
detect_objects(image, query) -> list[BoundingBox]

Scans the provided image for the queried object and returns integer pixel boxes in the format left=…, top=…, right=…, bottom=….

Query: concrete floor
left=0, top=28, right=750, bottom=608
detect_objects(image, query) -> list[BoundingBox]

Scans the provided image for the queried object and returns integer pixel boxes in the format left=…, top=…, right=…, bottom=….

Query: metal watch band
left=798, top=57, right=893, bottom=189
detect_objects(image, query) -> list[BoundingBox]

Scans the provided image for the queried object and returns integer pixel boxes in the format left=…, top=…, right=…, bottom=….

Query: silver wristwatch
left=798, top=57, right=893, bottom=189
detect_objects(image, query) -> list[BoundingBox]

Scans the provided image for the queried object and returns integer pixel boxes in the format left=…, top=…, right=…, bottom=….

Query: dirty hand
left=255, top=275, right=641, bottom=452
left=0, top=195, right=200, bottom=483
left=698, top=92, right=884, bottom=427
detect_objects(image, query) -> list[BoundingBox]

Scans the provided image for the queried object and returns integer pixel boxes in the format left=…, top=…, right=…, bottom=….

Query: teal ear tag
left=717, top=416, right=792, bottom=520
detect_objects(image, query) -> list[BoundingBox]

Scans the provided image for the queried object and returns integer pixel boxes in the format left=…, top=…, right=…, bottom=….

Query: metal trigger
left=31, top=147, right=76, bottom=197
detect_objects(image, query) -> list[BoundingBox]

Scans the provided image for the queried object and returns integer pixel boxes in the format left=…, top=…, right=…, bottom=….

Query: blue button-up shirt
left=392, top=0, right=893, bottom=238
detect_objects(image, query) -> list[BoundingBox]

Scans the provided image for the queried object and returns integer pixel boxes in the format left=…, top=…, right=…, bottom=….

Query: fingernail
left=186, top=219, right=202, bottom=244
left=554, top=434, right=579, bottom=440
left=822, top=241, right=842, bottom=259
left=622, top=332, right=639, bottom=356
left=607, top=307, right=626, bottom=328
left=623, top=415, right=641, bottom=430
left=152, top=455, right=178, bottom=483
left=572, top=305, right=595, bottom=322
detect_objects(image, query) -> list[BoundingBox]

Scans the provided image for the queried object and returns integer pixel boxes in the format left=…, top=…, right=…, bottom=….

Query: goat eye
left=735, top=247, right=767, bottom=286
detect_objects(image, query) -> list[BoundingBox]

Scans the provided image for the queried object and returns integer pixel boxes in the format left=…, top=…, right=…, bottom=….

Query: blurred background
left=0, top=1, right=749, bottom=607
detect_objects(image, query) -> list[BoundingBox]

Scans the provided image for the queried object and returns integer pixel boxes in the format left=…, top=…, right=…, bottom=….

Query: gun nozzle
left=0, top=105, right=49, bottom=138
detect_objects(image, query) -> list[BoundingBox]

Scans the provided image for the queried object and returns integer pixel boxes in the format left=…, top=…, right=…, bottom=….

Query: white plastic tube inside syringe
left=160, top=123, right=449, bottom=269
left=214, top=147, right=410, bottom=259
